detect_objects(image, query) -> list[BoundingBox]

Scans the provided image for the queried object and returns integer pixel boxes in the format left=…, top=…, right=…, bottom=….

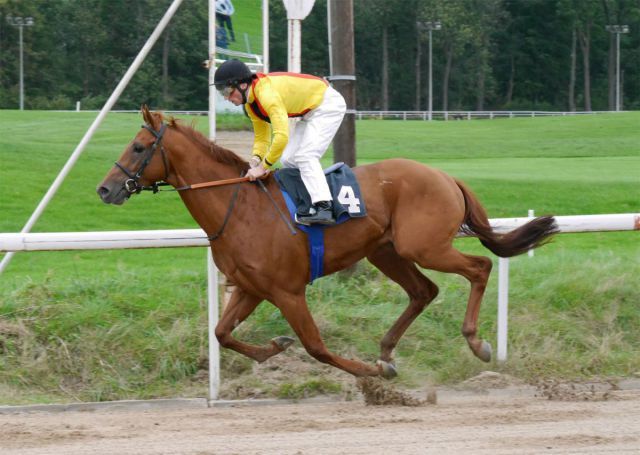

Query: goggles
left=216, top=85, right=236, bottom=97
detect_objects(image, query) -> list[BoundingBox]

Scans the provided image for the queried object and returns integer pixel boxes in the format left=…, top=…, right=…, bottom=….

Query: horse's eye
left=133, top=143, right=145, bottom=153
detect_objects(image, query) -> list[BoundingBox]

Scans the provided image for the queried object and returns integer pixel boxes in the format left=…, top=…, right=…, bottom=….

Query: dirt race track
left=1, top=385, right=639, bottom=455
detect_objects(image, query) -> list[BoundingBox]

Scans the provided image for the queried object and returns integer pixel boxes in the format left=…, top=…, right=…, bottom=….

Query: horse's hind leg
left=274, top=292, right=381, bottom=377
left=215, top=287, right=294, bottom=363
left=367, top=243, right=439, bottom=370
left=410, top=246, right=493, bottom=362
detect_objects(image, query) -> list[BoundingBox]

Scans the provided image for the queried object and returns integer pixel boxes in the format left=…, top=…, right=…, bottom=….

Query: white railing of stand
left=1, top=213, right=638, bottom=384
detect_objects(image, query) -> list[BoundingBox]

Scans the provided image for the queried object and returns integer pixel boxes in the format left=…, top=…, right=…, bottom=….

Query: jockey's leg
left=215, top=287, right=294, bottom=363
left=292, top=87, right=346, bottom=224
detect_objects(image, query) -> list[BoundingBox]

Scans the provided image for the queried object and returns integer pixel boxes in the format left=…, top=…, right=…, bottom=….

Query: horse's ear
left=141, top=104, right=154, bottom=127
left=141, top=104, right=163, bottom=130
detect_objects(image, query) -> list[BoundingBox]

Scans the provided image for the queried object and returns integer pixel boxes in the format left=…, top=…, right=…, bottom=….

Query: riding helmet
left=213, top=59, right=254, bottom=90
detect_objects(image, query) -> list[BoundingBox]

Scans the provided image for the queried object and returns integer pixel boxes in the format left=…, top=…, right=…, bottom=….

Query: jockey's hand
left=246, top=165, right=269, bottom=181
left=248, top=156, right=262, bottom=169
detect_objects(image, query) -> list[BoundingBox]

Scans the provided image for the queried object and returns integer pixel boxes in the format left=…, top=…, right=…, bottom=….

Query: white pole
left=207, top=248, right=220, bottom=402
left=283, top=0, right=315, bottom=73
left=288, top=19, right=301, bottom=72
left=428, top=28, right=433, bottom=121
left=262, top=0, right=269, bottom=73
left=616, top=32, right=621, bottom=112
left=209, top=0, right=217, bottom=139
left=0, top=0, right=185, bottom=275
left=327, top=0, right=333, bottom=75
left=19, top=24, right=24, bottom=111
left=497, top=257, right=509, bottom=362
left=207, top=0, right=220, bottom=405
left=528, top=209, right=535, bottom=257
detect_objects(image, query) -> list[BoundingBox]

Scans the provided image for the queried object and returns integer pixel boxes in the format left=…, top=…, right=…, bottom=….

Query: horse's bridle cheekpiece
left=115, top=123, right=170, bottom=194
left=113, top=122, right=294, bottom=240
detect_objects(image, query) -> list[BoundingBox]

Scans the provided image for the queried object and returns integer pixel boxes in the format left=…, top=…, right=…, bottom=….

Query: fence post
left=528, top=209, right=535, bottom=257
left=207, top=249, right=220, bottom=403
left=497, top=257, right=509, bottom=362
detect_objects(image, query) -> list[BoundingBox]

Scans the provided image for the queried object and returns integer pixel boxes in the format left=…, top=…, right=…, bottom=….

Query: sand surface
left=1, top=384, right=639, bottom=455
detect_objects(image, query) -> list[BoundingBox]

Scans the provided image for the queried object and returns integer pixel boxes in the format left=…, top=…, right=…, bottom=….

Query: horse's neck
left=169, top=135, right=246, bottom=238
left=171, top=145, right=240, bottom=186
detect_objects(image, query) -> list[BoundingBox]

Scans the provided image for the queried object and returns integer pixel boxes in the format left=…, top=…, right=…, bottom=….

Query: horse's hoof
left=376, top=360, right=398, bottom=379
left=477, top=340, right=492, bottom=362
left=272, top=336, right=295, bottom=351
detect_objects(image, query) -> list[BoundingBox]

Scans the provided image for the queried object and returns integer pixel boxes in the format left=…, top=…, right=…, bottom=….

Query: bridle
left=112, top=121, right=296, bottom=240
left=114, top=123, right=170, bottom=194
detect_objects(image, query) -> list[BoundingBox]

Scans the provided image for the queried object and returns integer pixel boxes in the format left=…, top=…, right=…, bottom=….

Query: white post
left=616, top=32, right=621, bottom=112
left=326, top=0, right=332, bottom=75
left=207, top=249, right=220, bottom=402
left=76, top=101, right=81, bottom=112
left=262, top=0, right=270, bottom=73
left=0, top=0, right=184, bottom=275
left=18, top=24, right=24, bottom=110
left=209, top=0, right=217, bottom=140
left=283, top=0, right=315, bottom=73
left=497, top=257, right=509, bottom=362
left=528, top=209, right=535, bottom=257
left=288, top=19, right=301, bottom=72
left=428, top=27, right=433, bottom=121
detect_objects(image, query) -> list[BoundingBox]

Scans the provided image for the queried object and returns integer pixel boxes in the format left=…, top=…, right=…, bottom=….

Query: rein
left=116, top=122, right=295, bottom=239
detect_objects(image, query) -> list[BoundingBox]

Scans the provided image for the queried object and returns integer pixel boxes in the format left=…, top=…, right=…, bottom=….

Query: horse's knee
left=214, top=326, right=232, bottom=348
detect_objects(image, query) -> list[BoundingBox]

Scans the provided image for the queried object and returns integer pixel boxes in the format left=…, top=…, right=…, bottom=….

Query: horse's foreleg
left=215, top=288, right=294, bottom=363
left=367, top=244, right=439, bottom=367
left=275, top=294, right=382, bottom=377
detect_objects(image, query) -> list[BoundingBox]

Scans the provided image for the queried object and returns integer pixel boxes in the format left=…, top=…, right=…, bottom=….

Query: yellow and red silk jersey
left=245, top=72, right=329, bottom=167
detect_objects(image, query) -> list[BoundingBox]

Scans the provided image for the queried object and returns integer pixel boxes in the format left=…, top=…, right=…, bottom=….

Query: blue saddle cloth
left=274, top=163, right=367, bottom=284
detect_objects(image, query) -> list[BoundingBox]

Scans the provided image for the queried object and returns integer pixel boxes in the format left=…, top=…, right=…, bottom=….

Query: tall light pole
left=6, top=15, right=34, bottom=110
left=418, top=20, right=441, bottom=121
left=606, top=25, right=629, bottom=112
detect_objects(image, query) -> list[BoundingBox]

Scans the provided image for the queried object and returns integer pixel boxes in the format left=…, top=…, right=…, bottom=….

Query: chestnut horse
left=97, top=107, right=557, bottom=378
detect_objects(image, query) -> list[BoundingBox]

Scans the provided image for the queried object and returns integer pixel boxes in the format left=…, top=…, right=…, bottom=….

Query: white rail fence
left=56, top=109, right=624, bottom=120
left=355, top=110, right=621, bottom=121
left=1, top=213, right=638, bottom=401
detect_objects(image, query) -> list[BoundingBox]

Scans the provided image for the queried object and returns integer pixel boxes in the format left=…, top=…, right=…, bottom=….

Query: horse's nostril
left=97, top=186, right=109, bottom=197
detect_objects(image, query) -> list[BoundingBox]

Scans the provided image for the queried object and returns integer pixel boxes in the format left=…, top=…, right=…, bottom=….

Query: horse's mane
left=166, top=117, right=249, bottom=170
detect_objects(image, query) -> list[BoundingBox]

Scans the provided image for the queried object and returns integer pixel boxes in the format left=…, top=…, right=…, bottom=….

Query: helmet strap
left=239, top=83, right=249, bottom=104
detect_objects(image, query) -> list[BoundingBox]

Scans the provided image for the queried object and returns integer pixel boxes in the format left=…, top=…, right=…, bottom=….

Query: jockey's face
left=226, top=82, right=248, bottom=106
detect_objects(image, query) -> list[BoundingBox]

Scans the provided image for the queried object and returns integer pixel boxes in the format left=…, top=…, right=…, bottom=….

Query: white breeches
left=280, top=86, right=346, bottom=203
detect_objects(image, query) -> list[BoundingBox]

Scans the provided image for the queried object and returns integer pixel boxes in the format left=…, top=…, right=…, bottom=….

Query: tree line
left=0, top=0, right=638, bottom=112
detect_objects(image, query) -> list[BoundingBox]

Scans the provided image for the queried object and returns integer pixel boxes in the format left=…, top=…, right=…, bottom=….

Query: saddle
left=275, top=162, right=367, bottom=224
left=274, top=163, right=367, bottom=284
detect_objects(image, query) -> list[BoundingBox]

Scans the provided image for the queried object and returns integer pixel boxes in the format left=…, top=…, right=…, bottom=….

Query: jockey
left=213, top=59, right=346, bottom=226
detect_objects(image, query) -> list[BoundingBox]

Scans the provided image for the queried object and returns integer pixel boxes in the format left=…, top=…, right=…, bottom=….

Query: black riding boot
left=295, top=201, right=336, bottom=226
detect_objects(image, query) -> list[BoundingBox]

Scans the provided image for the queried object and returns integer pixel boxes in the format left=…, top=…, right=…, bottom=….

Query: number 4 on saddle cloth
left=274, top=162, right=368, bottom=284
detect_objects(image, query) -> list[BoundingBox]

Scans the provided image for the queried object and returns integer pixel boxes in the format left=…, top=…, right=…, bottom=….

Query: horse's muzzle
left=96, top=181, right=129, bottom=205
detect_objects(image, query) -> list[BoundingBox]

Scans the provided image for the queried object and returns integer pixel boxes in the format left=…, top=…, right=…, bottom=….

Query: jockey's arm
left=252, top=85, right=289, bottom=169
left=250, top=117, right=270, bottom=166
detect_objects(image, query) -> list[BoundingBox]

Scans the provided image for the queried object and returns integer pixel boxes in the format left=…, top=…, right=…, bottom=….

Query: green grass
left=224, top=0, right=264, bottom=55
left=0, top=110, right=639, bottom=404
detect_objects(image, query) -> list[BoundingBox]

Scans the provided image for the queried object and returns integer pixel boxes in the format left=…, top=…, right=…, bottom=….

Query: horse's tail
left=456, top=179, right=558, bottom=258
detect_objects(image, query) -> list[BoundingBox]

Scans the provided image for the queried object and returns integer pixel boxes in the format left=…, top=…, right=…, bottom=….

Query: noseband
left=115, top=123, right=170, bottom=194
